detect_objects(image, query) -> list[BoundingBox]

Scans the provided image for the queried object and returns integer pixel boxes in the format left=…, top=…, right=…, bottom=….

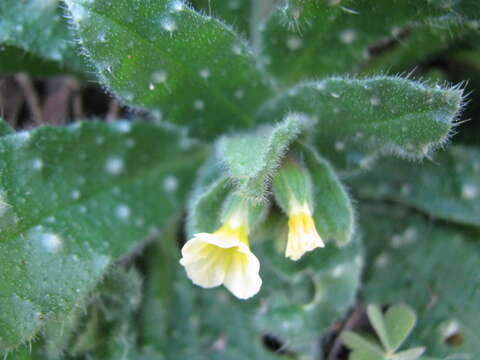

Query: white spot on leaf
left=105, top=157, right=124, bottom=175
left=163, top=175, right=178, bottom=192
left=199, top=68, right=210, bottom=79
left=286, top=35, right=302, bottom=50
left=41, top=233, right=63, bottom=253
left=462, top=184, right=477, bottom=199
left=339, top=29, right=356, bottom=44
left=116, top=204, right=131, bottom=220
left=32, top=158, right=43, bottom=171
left=161, top=18, right=177, bottom=33
left=193, top=99, right=204, bottom=110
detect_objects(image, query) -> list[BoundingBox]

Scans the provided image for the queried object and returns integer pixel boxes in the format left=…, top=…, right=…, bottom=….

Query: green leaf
left=69, top=268, right=142, bottom=360
left=0, top=45, right=75, bottom=77
left=350, top=350, right=385, bottom=360
left=186, top=175, right=231, bottom=238
left=350, top=145, right=480, bottom=228
left=367, top=304, right=392, bottom=351
left=363, top=21, right=470, bottom=75
left=391, top=347, right=426, bottom=360
left=301, top=143, right=354, bottom=246
left=256, top=77, right=464, bottom=172
left=361, top=204, right=480, bottom=357
left=189, top=0, right=252, bottom=38
left=385, top=305, right=417, bottom=352
left=66, top=0, right=274, bottom=140
left=0, top=120, right=205, bottom=350
left=217, top=114, right=303, bottom=201
left=0, top=0, right=88, bottom=75
left=260, top=0, right=480, bottom=85
left=341, top=330, right=384, bottom=355
left=0, top=118, right=14, bottom=136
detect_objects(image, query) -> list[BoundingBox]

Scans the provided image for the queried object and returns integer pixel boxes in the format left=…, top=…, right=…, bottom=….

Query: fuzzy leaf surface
left=0, top=119, right=14, bottom=136
left=301, top=144, right=354, bottom=246
left=361, top=204, right=480, bottom=357
left=67, top=268, right=142, bottom=360
left=350, top=145, right=480, bottom=228
left=0, top=121, right=204, bottom=350
left=256, top=77, right=463, bottom=172
left=261, top=0, right=480, bottom=85
left=0, top=0, right=87, bottom=75
left=189, top=0, right=252, bottom=38
left=66, top=0, right=273, bottom=140
left=217, top=114, right=303, bottom=201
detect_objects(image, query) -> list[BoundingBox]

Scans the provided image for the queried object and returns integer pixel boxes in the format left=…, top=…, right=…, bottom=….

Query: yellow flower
left=286, top=202, right=324, bottom=261
left=179, top=214, right=262, bottom=299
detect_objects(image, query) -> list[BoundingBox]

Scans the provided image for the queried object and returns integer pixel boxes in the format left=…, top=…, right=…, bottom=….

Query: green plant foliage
left=65, top=0, right=274, bottom=140
left=0, top=118, right=13, bottom=136
left=0, top=0, right=88, bottom=75
left=343, top=304, right=423, bottom=360
left=384, top=305, right=418, bottom=352
left=217, top=114, right=303, bottom=202
left=189, top=0, right=252, bottom=38
left=363, top=22, right=469, bottom=75
left=350, top=145, right=480, bottom=228
left=0, top=120, right=205, bottom=350
left=261, top=0, right=480, bottom=85
left=68, top=268, right=142, bottom=360
left=302, top=144, right=354, bottom=246
left=0, top=46, right=75, bottom=76
left=361, top=204, right=480, bottom=357
left=2, top=0, right=480, bottom=358
left=341, top=331, right=384, bottom=356
left=256, top=76, right=463, bottom=172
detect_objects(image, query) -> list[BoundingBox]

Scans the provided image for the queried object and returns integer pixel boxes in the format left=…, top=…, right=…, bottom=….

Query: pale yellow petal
left=223, top=245, right=262, bottom=299
left=286, top=205, right=324, bottom=261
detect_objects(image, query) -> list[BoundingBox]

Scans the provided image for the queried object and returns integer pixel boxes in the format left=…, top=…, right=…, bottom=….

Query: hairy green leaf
left=361, top=204, right=480, bottom=357
left=0, top=120, right=205, bottom=350
left=189, top=0, right=252, bottom=38
left=350, top=145, right=480, bottom=227
left=65, top=0, right=274, bottom=140
left=364, top=21, right=471, bottom=75
left=256, top=77, right=463, bottom=172
left=0, top=118, right=14, bottom=136
left=0, top=0, right=88, bottom=75
left=69, top=268, right=142, bottom=360
left=0, top=46, right=76, bottom=77
left=301, top=144, right=354, bottom=246
left=261, top=0, right=480, bottom=85
left=217, top=114, right=304, bottom=201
